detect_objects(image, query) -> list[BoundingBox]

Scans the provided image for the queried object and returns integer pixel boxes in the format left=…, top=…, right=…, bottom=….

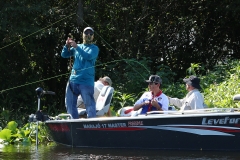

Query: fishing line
left=81, top=17, right=150, bottom=79
left=0, top=73, right=67, bottom=93
left=0, top=59, right=146, bottom=93
left=0, top=13, right=76, bottom=51
left=0, top=10, right=150, bottom=93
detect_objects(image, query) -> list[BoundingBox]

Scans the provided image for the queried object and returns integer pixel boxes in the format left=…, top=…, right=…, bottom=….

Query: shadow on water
left=0, top=143, right=239, bottom=160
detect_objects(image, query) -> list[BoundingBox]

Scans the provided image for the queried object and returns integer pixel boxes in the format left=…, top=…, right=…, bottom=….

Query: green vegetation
left=0, top=1, right=240, bottom=145
left=202, top=60, right=240, bottom=108
left=113, top=60, right=240, bottom=111
left=0, top=121, right=51, bottom=145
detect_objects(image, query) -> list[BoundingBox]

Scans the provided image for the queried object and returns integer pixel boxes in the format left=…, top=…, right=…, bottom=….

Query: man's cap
left=183, top=75, right=202, bottom=90
left=100, top=76, right=112, bottom=86
left=83, top=27, right=94, bottom=33
left=145, top=75, right=162, bottom=84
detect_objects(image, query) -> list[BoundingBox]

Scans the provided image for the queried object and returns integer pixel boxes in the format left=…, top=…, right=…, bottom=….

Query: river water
left=0, top=143, right=239, bottom=160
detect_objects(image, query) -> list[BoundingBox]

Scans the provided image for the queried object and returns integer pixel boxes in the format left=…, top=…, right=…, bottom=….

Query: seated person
left=168, top=75, right=204, bottom=110
left=77, top=76, right=113, bottom=116
left=133, top=75, right=169, bottom=115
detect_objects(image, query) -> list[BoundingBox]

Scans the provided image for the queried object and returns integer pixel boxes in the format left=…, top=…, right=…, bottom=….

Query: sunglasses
left=148, top=82, right=159, bottom=85
left=84, top=31, right=94, bottom=36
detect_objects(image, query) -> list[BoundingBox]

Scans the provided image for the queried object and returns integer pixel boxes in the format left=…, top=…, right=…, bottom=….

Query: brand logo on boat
left=202, top=117, right=240, bottom=125
left=128, top=121, right=143, bottom=126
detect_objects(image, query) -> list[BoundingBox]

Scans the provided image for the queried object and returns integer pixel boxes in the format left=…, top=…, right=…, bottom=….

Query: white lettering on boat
left=107, top=123, right=126, bottom=128
left=202, top=117, right=240, bottom=125
left=82, top=123, right=127, bottom=128
left=128, top=121, right=143, bottom=126
left=83, top=123, right=101, bottom=128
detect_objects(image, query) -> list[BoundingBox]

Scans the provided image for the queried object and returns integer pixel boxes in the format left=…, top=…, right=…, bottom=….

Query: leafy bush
left=163, top=60, right=240, bottom=108
left=202, top=60, right=240, bottom=108
left=112, top=60, right=240, bottom=111
left=0, top=121, right=51, bottom=145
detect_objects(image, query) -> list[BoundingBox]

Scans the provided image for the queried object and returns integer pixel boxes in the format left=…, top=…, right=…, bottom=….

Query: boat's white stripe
left=133, top=126, right=234, bottom=136
left=158, top=124, right=240, bottom=130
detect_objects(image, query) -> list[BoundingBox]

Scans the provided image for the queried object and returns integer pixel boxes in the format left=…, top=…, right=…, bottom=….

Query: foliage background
left=0, top=0, right=240, bottom=126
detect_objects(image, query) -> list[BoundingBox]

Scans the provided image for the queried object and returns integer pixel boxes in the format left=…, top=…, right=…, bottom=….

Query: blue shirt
left=61, top=44, right=99, bottom=86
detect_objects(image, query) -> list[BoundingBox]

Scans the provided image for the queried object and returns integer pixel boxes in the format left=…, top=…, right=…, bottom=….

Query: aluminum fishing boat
left=44, top=94, right=240, bottom=151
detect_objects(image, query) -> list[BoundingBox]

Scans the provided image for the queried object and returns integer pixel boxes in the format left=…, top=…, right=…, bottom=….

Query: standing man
left=62, top=27, right=99, bottom=118
left=168, top=75, right=204, bottom=110
left=77, top=76, right=112, bottom=109
left=133, top=75, right=169, bottom=115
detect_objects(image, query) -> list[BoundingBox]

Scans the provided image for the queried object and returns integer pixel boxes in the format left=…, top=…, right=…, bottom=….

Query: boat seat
left=78, top=86, right=114, bottom=117
left=233, top=94, right=240, bottom=101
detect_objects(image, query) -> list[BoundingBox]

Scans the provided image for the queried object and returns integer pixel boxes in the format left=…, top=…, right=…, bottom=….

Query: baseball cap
left=145, top=75, right=162, bottom=84
left=83, top=27, right=94, bottom=33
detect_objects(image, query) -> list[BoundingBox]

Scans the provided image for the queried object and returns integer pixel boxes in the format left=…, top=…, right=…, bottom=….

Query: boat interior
left=77, top=86, right=114, bottom=116
left=53, top=94, right=240, bottom=120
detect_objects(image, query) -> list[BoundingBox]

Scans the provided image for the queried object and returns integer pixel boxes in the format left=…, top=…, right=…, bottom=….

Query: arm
left=61, top=37, right=75, bottom=58
left=151, top=99, right=163, bottom=111
left=133, top=94, right=149, bottom=111
left=160, top=95, right=169, bottom=111
left=169, top=97, right=185, bottom=109
left=61, top=45, right=74, bottom=58
left=70, top=40, right=99, bottom=60
left=76, top=45, right=99, bottom=60
left=133, top=102, right=146, bottom=111
left=151, top=94, right=169, bottom=111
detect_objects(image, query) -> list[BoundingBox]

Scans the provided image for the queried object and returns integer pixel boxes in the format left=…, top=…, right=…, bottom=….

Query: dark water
left=0, top=143, right=239, bottom=160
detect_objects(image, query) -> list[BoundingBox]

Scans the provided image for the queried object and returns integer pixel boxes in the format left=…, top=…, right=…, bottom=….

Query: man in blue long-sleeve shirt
left=61, top=27, right=99, bottom=118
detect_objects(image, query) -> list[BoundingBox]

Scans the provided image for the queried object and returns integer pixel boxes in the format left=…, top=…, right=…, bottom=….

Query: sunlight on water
left=0, top=143, right=239, bottom=160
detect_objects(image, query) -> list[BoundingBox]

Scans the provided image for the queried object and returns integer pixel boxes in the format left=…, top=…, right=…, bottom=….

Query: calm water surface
left=0, top=143, right=239, bottom=160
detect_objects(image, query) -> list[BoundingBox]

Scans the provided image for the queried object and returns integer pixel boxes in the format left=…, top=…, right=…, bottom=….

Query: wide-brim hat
left=183, top=75, right=202, bottom=90
left=100, top=76, right=112, bottom=86
left=145, top=75, right=162, bottom=84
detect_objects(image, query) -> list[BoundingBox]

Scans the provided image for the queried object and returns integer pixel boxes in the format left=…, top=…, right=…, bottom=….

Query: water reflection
left=0, top=143, right=239, bottom=160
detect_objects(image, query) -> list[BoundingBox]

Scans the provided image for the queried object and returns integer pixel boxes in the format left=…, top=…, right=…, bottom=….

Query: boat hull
left=45, top=113, right=240, bottom=150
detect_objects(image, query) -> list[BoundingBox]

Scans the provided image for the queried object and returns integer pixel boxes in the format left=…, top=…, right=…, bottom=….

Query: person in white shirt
left=168, top=75, right=204, bottom=110
left=133, top=75, right=169, bottom=114
left=77, top=76, right=113, bottom=116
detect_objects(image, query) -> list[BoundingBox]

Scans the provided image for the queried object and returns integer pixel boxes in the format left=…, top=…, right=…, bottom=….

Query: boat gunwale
left=45, top=108, right=240, bottom=123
